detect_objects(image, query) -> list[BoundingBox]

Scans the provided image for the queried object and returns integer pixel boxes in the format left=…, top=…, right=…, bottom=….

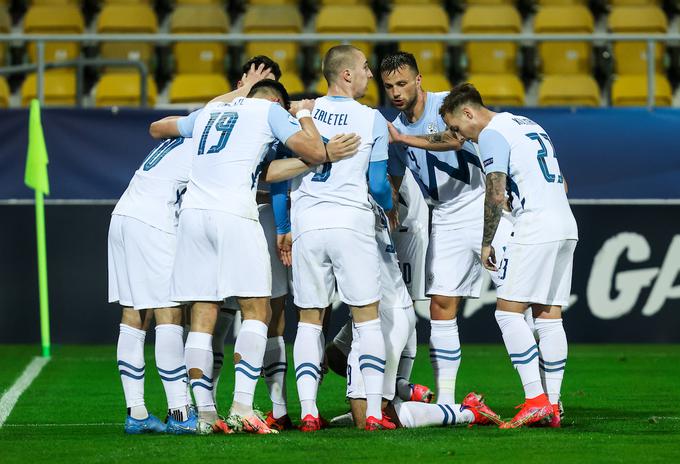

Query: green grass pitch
left=1, top=344, right=679, bottom=463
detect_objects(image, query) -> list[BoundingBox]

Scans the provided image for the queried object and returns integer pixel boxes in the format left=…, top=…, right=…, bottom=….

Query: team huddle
left=108, top=47, right=578, bottom=435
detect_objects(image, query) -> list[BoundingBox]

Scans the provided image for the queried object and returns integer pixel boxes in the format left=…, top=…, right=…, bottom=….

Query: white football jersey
left=290, top=95, right=389, bottom=238
left=112, top=137, right=193, bottom=234
left=480, top=112, right=578, bottom=244
left=181, top=98, right=301, bottom=219
left=389, top=91, right=485, bottom=230
left=372, top=198, right=413, bottom=310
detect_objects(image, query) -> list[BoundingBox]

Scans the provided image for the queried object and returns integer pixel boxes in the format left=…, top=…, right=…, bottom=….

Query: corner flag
left=24, top=99, right=51, bottom=358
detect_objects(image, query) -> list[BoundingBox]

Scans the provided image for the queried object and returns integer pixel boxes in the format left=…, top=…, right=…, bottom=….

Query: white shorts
left=222, top=204, right=289, bottom=310
left=292, top=229, right=381, bottom=308
left=107, top=215, right=179, bottom=310
left=425, top=224, right=484, bottom=298
left=489, top=214, right=514, bottom=288
left=393, top=225, right=428, bottom=301
left=496, top=239, right=577, bottom=307
left=171, top=209, right=272, bottom=302
left=346, top=306, right=417, bottom=401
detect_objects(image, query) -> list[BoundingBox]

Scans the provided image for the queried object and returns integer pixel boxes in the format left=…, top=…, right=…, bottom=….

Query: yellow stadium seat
left=0, top=7, right=9, bottom=66
left=0, top=76, right=9, bottom=108
left=95, top=72, right=157, bottom=107
left=249, top=0, right=299, bottom=4
left=420, top=73, right=452, bottom=93
left=388, top=5, right=449, bottom=74
left=170, top=5, right=229, bottom=74
left=316, top=5, right=377, bottom=62
left=536, top=0, right=589, bottom=5
left=169, top=73, right=230, bottom=104
left=467, top=74, right=525, bottom=106
left=538, top=74, right=601, bottom=106
left=31, top=0, right=81, bottom=5
left=465, top=0, right=516, bottom=4
left=611, top=74, right=672, bottom=106
left=279, top=73, right=305, bottom=96
left=97, top=4, right=158, bottom=71
left=24, top=5, right=84, bottom=63
left=175, top=0, right=226, bottom=4
left=609, top=0, right=661, bottom=6
left=315, top=76, right=379, bottom=107
left=461, top=6, right=521, bottom=74
left=243, top=5, right=302, bottom=73
left=392, top=0, right=441, bottom=3
left=21, top=70, right=76, bottom=106
left=609, top=6, right=667, bottom=74
left=534, top=6, right=594, bottom=75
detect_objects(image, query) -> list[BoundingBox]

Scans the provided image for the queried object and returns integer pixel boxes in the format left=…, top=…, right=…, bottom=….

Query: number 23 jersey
left=388, top=91, right=485, bottom=230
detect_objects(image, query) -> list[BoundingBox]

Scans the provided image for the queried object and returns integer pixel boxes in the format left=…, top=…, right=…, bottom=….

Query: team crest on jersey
left=426, top=122, right=438, bottom=134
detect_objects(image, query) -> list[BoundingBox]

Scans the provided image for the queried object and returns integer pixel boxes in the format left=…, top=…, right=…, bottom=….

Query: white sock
left=395, top=401, right=474, bottom=428
left=185, top=331, right=216, bottom=413
left=155, top=324, right=189, bottom=419
left=232, top=319, right=268, bottom=415
left=495, top=310, right=544, bottom=399
left=212, top=310, right=235, bottom=403
left=396, top=330, right=417, bottom=402
left=264, top=336, right=288, bottom=419
left=294, top=322, right=323, bottom=418
left=535, top=318, right=568, bottom=404
left=525, top=308, right=538, bottom=341
left=355, top=318, right=386, bottom=420
left=429, top=318, right=461, bottom=404
left=117, top=324, right=148, bottom=419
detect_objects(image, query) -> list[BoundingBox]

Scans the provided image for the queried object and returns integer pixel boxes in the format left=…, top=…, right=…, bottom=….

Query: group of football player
left=108, top=46, right=577, bottom=435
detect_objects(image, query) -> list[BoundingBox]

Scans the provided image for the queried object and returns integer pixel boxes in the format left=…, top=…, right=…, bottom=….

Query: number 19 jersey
left=181, top=98, right=301, bottom=220
left=388, top=91, right=486, bottom=230
left=480, top=112, right=578, bottom=244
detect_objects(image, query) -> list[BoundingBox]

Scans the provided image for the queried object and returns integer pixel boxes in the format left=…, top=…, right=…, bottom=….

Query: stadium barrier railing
left=0, top=33, right=677, bottom=107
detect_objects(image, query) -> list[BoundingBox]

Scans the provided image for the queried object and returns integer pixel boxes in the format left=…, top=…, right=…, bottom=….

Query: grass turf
left=1, top=344, right=679, bottom=463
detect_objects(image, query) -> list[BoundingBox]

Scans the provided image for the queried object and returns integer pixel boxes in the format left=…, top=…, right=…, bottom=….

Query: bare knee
left=239, top=297, right=271, bottom=324
left=155, top=307, right=183, bottom=325
left=430, top=295, right=460, bottom=320
left=121, top=308, right=146, bottom=330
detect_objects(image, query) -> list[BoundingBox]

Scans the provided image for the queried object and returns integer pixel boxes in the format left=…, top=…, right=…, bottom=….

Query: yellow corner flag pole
left=24, top=99, right=51, bottom=358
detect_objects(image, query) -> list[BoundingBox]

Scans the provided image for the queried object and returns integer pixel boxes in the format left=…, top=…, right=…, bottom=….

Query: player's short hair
left=241, top=55, right=282, bottom=81
left=379, top=51, right=419, bottom=76
left=247, top=79, right=291, bottom=109
left=439, top=83, right=485, bottom=117
left=322, top=45, right=361, bottom=85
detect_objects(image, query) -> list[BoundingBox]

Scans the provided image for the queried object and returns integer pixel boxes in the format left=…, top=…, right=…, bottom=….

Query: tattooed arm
left=482, top=172, right=507, bottom=271
left=387, top=122, right=463, bottom=151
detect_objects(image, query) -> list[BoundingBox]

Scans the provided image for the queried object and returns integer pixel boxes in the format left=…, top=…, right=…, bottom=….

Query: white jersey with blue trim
left=290, top=95, right=389, bottom=238
left=372, top=198, right=413, bottom=310
left=112, top=137, right=193, bottom=234
left=480, top=112, right=578, bottom=244
left=389, top=91, right=485, bottom=229
left=181, top=97, right=301, bottom=220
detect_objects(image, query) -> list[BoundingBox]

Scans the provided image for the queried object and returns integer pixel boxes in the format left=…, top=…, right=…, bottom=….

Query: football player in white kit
left=170, top=79, right=328, bottom=434
left=440, top=83, right=578, bottom=428
left=380, top=52, right=486, bottom=405
left=108, top=136, right=194, bottom=434
left=286, top=45, right=396, bottom=431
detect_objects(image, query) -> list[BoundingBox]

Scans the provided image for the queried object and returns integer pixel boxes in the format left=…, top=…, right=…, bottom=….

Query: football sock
left=232, top=319, right=267, bottom=415
left=117, top=324, right=148, bottom=420
left=155, top=324, right=189, bottom=417
left=495, top=310, right=544, bottom=399
left=394, top=401, right=474, bottom=428
left=525, top=308, right=537, bottom=340
left=332, top=321, right=353, bottom=357
left=535, top=318, right=568, bottom=404
left=264, top=336, right=288, bottom=419
left=355, top=318, right=386, bottom=420
left=294, top=322, right=323, bottom=418
left=185, top=331, right=216, bottom=414
left=211, top=310, right=235, bottom=403
left=396, top=330, right=417, bottom=402
left=430, top=318, right=461, bottom=404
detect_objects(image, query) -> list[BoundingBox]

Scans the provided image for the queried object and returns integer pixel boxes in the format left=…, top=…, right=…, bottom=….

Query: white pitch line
left=0, top=357, right=50, bottom=427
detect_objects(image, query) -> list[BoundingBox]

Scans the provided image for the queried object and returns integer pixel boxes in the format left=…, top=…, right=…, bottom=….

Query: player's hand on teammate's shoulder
left=289, top=99, right=316, bottom=116
left=277, top=233, right=293, bottom=267
left=481, top=245, right=497, bottom=271
left=326, top=133, right=361, bottom=162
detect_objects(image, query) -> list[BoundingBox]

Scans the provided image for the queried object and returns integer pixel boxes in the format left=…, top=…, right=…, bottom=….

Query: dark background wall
left=1, top=107, right=679, bottom=343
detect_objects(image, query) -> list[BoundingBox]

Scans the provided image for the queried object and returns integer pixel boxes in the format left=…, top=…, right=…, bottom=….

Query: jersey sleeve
left=267, top=104, right=302, bottom=145
left=176, top=109, right=202, bottom=138
left=369, top=111, right=389, bottom=162
left=387, top=144, right=407, bottom=177
left=478, top=128, right=511, bottom=174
